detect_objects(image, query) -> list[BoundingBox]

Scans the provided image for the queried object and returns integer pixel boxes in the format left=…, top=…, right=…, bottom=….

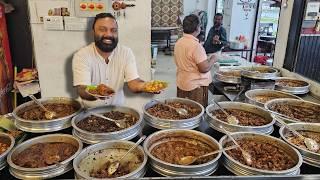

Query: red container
left=0, top=3, right=13, bottom=114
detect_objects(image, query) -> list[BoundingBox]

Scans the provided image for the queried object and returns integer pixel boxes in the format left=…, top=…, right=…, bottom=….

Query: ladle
left=220, top=126, right=253, bottom=165
left=29, top=95, right=56, bottom=120
left=277, top=118, right=319, bottom=152
left=107, top=135, right=146, bottom=175
left=154, top=99, right=188, bottom=116
left=210, top=99, right=239, bottom=125
left=178, top=145, right=237, bottom=165
left=89, top=112, right=127, bottom=129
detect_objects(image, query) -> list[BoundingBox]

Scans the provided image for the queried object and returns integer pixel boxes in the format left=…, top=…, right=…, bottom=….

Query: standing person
left=174, top=14, right=217, bottom=107
left=204, top=13, right=228, bottom=53
left=72, top=13, right=159, bottom=107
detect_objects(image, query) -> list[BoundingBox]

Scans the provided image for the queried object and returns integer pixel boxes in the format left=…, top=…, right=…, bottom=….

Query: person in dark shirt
left=204, top=13, right=228, bottom=53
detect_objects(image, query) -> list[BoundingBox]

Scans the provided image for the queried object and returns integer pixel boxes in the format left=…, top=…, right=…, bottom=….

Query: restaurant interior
left=0, top=0, right=320, bottom=179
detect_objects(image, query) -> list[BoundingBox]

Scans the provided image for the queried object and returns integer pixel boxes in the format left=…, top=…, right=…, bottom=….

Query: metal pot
left=265, top=98, right=320, bottom=124
left=279, top=123, right=320, bottom=168
left=72, top=105, right=143, bottom=144
left=0, top=132, right=15, bottom=170
left=275, top=77, right=310, bottom=95
left=7, top=134, right=83, bottom=179
left=241, top=66, right=279, bottom=80
left=206, top=102, right=275, bottom=134
left=219, top=132, right=303, bottom=176
left=143, top=97, right=204, bottom=130
left=143, top=129, right=221, bottom=177
left=245, top=89, right=301, bottom=107
left=214, top=69, right=242, bottom=84
left=12, top=97, right=82, bottom=133
left=73, top=140, right=147, bottom=179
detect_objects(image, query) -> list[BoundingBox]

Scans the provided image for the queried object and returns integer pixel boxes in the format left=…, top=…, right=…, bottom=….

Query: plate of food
left=144, top=80, right=168, bottom=93
left=86, top=84, right=115, bottom=98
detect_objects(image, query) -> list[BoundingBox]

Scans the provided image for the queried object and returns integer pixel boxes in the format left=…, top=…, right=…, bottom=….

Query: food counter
left=0, top=112, right=320, bottom=179
left=1, top=64, right=320, bottom=179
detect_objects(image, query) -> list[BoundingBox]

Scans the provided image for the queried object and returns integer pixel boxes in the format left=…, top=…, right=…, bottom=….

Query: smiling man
left=72, top=13, right=152, bottom=107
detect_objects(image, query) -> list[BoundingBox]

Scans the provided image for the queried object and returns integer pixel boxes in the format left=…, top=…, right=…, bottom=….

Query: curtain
left=152, top=0, right=183, bottom=27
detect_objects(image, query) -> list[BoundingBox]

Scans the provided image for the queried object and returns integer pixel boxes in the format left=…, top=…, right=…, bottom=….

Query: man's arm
left=127, top=78, right=145, bottom=93
left=76, top=85, right=97, bottom=101
left=196, top=55, right=217, bottom=73
left=203, top=27, right=214, bottom=51
left=220, top=27, right=228, bottom=45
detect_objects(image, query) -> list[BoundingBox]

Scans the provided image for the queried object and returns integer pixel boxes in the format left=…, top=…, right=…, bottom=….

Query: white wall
left=28, top=0, right=152, bottom=111
left=183, top=0, right=208, bottom=16
left=183, top=0, right=216, bottom=37
left=224, top=0, right=258, bottom=48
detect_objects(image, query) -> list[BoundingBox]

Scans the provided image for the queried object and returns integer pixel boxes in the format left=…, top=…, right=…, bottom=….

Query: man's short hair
left=92, top=13, right=117, bottom=30
left=183, top=14, right=200, bottom=34
left=215, top=13, right=223, bottom=18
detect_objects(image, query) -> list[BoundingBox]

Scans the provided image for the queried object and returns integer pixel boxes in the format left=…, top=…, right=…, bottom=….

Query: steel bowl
left=73, top=140, right=147, bottom=179
left=72, top=105, right=143, bottom=144
left=275, top=77, right=310, bottom=95
left=245, top=89, right=302, bottom=107
left=0, top=133, right=15, bottom=170
left=265, top=98, right=320, bottom=124
left=206, top=102, right=275, bottom=134
left=214, top=69, right=242, bottom=84
left=241, top=66, right=279, bottom=80
left=143, top=129, right=222, bottom=177
left=143, top=97, right=204, bottom=130
left=12, top=97, right=82, bottom=133
left=7, top=134, right=83, bottom=179
left=279, top=123, right=320, bottom=168
left=219, top=132, right=303, bottom=176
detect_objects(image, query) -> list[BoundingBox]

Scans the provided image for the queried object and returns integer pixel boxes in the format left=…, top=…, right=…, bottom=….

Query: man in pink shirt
left=174, top=14, right=217, bottom=107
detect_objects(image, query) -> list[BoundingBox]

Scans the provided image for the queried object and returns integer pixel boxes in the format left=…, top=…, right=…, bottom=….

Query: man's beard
left=94, top=35, right=118, bottom=53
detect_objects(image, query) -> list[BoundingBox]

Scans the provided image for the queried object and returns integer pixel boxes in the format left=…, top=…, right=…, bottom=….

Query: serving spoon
left=107, top=135, right=146, bottom=175
left=89, top=112, right=127, bottom=129
left=277, top=118, right=319, bottom=152
left=268, top=109, right=319, bottom=152
left=210, top=99, right=239, bottom=125
left=220, top=126, right=253, bottom=165
left=153, top=99, right=188, bottom=116
left=29, top=95, right=56, bottom=120
left=178, top=145, right=238, bottom=165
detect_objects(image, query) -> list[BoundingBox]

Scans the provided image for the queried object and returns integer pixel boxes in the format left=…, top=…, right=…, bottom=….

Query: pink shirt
left=174, top=34, right=212, bottom=91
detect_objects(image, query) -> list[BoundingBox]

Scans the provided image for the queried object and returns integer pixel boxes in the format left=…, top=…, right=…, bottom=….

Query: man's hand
left=213, top=35, right=221, bottom=44
left=76, top=85, right=113, bottom=101
left=128, top=79, right=164, bottom=94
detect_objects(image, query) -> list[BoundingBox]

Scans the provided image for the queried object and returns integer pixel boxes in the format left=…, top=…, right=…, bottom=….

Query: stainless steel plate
left=7, top=134, right=83, bottom=179
left=241, top=66, right=279, bottom=80
left=12, top=97, right=82, bottom=133
left=72, top=105, right=143, bottom=144
left=214, top=69, right=242, bottom=84
left=219, top=132, right=303, bottom=176
left=143, top=129, right=221, bottom=177
left=0, top=132, right=14, bottom=170
left=245, top=89, right=302, bottom=107
left=143, top=97, right=204, bottom=130
left=73, top=140, right=147, bottom=179
left=206, top=102, right=275, bottom=134
left=265, top=98, right=320, bottom=124
left=275, top=77, right=310, bottom=95
left=279, top=123, right=320, bottom=168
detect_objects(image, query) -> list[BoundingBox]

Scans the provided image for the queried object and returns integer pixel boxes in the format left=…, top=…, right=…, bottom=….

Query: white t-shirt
left=72, top=43, right=139, bottom=107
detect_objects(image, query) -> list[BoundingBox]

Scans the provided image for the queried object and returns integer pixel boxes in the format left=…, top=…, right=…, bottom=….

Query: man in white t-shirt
left=72, top=13, right=153, bottom=107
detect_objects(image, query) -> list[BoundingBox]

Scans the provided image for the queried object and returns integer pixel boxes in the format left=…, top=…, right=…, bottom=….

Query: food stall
left=1, top=0, right=320, bottom=180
